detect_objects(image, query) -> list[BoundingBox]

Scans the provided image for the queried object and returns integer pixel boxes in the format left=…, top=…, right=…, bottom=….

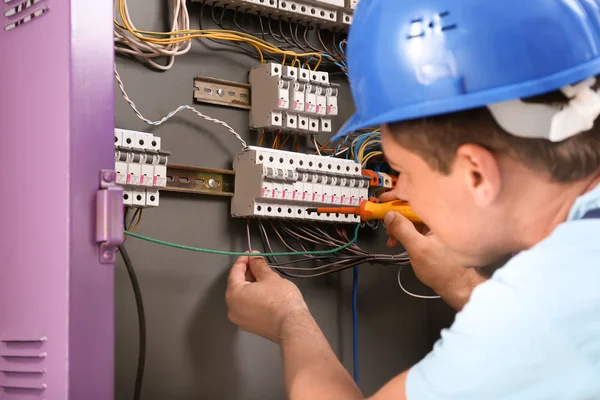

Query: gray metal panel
left=114, top=1, right=430, bottom=397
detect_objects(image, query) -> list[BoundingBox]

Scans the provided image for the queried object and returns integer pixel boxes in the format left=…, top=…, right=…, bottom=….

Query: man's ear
left=454, top=144, right=501, bottom=207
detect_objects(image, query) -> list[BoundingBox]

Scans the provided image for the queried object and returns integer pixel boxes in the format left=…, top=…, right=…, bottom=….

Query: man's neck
left=509, top=172, right=600, bottom=251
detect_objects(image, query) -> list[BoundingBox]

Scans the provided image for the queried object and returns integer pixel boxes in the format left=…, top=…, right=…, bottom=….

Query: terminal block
left=249, top=63, right=339, bottom=135
left=114, top=129, right=169, bottom=208
left=196, top=0, right=348, bottom=28
left=232, top=146, right=370, bottom=223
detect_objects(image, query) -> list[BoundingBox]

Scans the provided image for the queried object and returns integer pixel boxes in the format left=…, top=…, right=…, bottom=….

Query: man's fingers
left=386, top=237, right=398, bottom=248
left=227, top=256, right=250, bottom=288
left=248, top=252, right=277, bottom=281
left=384, top=211, right=425, bottom=252
left=379, top=191, right=401, bottom=203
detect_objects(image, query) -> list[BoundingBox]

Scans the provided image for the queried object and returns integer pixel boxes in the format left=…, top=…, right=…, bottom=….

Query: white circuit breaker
left=249, top=63, right=339, bottom=135
left=114, top=129, right=169, bottom=208
left=232, top=146, right=370, bottom=223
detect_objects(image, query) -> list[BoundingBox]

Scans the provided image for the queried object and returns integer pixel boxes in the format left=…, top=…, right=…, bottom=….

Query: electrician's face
left=380, top=125, right=505, bottom=266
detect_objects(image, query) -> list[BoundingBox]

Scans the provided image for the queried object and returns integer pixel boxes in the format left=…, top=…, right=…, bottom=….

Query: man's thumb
left=384, top=212, right=423, bottom=251
left=248, top=252, right=276, bottom=280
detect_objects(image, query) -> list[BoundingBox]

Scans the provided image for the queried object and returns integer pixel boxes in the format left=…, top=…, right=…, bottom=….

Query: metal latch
left=97, top=170, right=124, bottom=264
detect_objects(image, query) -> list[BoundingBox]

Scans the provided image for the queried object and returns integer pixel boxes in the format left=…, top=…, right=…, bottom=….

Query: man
left=226, top=1, right=600, bottom=398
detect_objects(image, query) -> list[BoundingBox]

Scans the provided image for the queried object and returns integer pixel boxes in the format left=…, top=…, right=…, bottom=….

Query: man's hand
left=380, top=192, right=486, bottom=310
left=226, top=254, right=309, bottom=343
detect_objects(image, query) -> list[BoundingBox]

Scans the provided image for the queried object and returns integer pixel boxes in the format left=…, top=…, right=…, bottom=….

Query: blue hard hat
left=333, top=0, right=600, bottom=140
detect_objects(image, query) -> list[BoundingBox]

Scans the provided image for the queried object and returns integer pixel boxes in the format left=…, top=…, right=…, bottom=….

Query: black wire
left=289, top=21, right=309, bottom=52
left=200, top=1, right=272, bottom=60
left=267, top=17, right=287, bottom=43
left=218, top=4, right=228, bottom=28
left=257, top=13, right=267, bottom=41
left=233, top=7, right=248, bottom=33
left=303, top=25, right=321, bottom=52
left=278, top=18, right=297, bottom=48
left=118, top=243, right=146, bottom=400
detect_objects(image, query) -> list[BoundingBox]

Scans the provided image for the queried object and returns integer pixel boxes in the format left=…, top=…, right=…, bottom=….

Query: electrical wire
left=312, top=135, right=322, bottom=156
left=113, top=0, right=191, bottom=70
left=118, top=243, right=146, bottom=400
left=124, top=224, right=361, bottom=257
left=254, top=221, right=412, bottom=278
left=397, top=267, right=441, bottom=300
left=246, top=218, right=253, bottom=251
left=114, top=64, right=248, bottom=148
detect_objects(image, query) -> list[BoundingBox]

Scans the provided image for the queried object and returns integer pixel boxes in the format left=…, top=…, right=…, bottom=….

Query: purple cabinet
left=1, top=0, right=116, bottom=398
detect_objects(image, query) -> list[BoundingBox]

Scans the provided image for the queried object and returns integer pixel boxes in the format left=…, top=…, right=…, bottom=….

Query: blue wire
left=352, top=265, right=359, bottom=384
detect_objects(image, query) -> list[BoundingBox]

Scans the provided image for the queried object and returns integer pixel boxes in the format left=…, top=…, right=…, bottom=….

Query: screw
left=216, top=88, right=225, bottom=97
left=102, top=171, right=115, bottom=183
left=102, top=250, right=113, bottom=261
left=208, top=179, right=220, bottom=188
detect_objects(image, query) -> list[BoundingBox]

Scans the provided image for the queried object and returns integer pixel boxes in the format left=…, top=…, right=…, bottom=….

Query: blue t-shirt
left=407, top=184, right=600, bottom=400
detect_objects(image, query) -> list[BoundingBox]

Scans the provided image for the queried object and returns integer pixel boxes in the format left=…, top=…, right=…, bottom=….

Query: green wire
left=124, top=224, right=360, bottom=257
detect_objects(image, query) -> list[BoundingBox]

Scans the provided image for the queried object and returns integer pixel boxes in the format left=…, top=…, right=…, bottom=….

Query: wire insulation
left=114, top=64, right=248, bottom=148
left=397, top=267, right=441, bottom=299
left=124, top=224, right=361, bottom=257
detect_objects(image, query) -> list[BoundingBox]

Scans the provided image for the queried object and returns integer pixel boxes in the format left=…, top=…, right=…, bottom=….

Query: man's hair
left=389, top=77, right=600, bottom=183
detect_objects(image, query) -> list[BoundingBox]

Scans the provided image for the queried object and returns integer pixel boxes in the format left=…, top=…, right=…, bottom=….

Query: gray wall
left=114, top=1, right=445, bottom=398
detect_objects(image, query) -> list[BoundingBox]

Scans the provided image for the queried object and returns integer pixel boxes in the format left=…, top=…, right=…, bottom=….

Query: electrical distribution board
left=194, top=0, right=358, bottom=29
left=249, top=63, right=338, bottom=134
left=232, top=146, right=369, bottom=223
left=114, top=129, right=169, bottom=208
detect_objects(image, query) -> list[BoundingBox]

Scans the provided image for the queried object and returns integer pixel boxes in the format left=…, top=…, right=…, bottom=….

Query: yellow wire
left=362, top=152, right=383, bottom=167
left=358, top=138, right=382, bottom=164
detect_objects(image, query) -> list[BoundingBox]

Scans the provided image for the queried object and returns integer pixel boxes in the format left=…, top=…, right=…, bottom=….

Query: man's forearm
left=279, top=309, right=363, bottom=400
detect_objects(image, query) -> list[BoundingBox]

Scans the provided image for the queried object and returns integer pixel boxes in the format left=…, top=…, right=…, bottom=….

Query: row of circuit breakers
left=232, top=146, right=369, bottom=223
left=114, top=129, right=169, bottom=208
left=114, top=130, right=368, bottom=223
left=250, top=63, right=338, bottom=134
left=193, top=0, right=360, bottom=29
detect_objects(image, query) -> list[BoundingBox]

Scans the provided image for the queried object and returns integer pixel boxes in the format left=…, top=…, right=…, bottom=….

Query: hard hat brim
left=333, top=57, right=600, bottom=142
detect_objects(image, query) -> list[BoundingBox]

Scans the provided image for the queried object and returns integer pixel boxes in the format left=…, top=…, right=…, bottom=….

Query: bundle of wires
left=350, top=131, right=383, bottom=166
left=114, top=0, right=348, bottom=73
left=114, top=0, right=324, bottom=70
left=253, top=220, right=411, bottom=278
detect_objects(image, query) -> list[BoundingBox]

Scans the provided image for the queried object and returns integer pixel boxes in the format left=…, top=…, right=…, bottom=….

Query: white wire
left=246, top=218, right=253, bottom=251
left=397, top=267, right=441, bottom=300
left=114, top=64, right=248, bottom=148
left=312, top=135, right=322, bottom=156
left=334, top=147, right=349, bottom=157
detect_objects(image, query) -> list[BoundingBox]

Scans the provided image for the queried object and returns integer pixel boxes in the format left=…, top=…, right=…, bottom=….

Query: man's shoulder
left=494, top=219, right=600, bottom=289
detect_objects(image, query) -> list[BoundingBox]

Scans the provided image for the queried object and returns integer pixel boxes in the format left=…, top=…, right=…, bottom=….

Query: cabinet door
left=0, top=0, right=116, bottom=398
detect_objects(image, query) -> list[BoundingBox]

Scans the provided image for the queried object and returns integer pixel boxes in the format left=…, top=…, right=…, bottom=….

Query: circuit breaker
left=114, top=129, right=169, bottom=208
left=232, top=146, right=370, bottom=223
left=249, top=63, right=339, bottom=134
